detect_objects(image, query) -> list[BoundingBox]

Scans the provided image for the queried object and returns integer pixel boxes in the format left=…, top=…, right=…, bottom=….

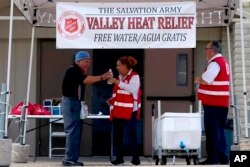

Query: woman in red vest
left=107, top=56, right=141, bottom=165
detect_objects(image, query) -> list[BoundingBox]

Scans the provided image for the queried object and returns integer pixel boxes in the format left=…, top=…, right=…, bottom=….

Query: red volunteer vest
left=110, top=71, right=141, bottom=121
left=198, top=56, right=230, bottom=107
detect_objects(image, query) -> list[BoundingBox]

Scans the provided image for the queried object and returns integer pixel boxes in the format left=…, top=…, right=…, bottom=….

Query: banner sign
left=56, top=2, right=196, bottom=49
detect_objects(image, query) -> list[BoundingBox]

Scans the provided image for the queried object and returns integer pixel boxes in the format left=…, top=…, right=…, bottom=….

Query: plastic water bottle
left=107, top=69, right=113, bottom=84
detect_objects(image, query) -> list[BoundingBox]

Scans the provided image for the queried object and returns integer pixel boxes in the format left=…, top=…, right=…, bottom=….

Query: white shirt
left=202, top=54, right=221, bottom=84
left=118, top=70, right=140, bottom=111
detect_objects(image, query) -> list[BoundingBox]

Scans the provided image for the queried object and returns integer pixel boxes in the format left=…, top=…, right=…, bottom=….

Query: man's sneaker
left=111, top=158, right=124, bottom=165
left=62, top=160, right=84, bottom=166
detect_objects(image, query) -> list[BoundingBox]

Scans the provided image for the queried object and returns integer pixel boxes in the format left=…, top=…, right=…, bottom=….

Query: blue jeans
left=62, top=97, right=82, bottom=162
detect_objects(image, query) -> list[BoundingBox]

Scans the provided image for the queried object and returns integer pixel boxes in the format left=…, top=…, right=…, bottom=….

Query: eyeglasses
left=205, top=47, right=213, bottom=50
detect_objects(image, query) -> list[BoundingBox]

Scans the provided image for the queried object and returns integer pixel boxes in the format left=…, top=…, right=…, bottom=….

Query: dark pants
left=112, top=112, right=139, bottom=160
left=62, top=97, right=82, bottom=162
left=203, top=105, right=229, bottom=163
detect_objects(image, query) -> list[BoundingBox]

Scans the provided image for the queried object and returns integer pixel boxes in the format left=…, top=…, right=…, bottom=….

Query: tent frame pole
left=227, top=25, right=239, bottom=144
left=239, top=0, right=248, bottom=138
left=21, top=26, right=35, bottom=144
left=4, top=0, right=14, bottom=138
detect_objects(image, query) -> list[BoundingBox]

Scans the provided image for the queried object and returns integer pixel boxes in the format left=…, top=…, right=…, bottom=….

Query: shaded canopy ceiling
left=11, top=0, right=237, bottom=27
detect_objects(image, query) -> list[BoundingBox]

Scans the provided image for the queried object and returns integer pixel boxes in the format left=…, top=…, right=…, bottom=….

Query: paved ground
left=7, top=156, right=229, bottom=167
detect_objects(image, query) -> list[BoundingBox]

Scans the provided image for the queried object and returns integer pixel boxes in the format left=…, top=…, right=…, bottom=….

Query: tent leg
left=21, top=26, right=35, bottom=144
left=5, top=0, right=14, bottom=138
left=226, top=25, right=238, bottom=144
left=239, top=0, right=248, bottom=138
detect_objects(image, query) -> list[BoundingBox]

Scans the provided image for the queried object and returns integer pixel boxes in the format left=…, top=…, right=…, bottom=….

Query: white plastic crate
left=43, top=99, right=61, bottom=115
left=161, top=112, right=201, bottom=150
left=43, top=99, right=53, bottom=106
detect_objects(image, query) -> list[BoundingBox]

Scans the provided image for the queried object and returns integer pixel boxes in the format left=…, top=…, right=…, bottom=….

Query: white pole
left=0, top=16, right=26, bottom=20
left=4, top=0, right=14, bottom=138
left=227, top=25, right=238, bottom=143
left=198, top=100, right=202, bottom=113
left=157, top=100, right=162, bottom=160
left=22, top=26, right=35, bottom=144
left=239, top=0, right=248, bottom=138
left=227, top=25, right=234, bottom=104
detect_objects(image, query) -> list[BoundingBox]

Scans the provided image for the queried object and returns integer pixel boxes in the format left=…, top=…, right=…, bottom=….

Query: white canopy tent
left=14, top=0, right=236, bottom=28
left=2, top=0, right=249, bottom=145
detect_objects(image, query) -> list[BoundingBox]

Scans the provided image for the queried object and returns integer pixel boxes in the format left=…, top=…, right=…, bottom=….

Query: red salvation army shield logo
left=65, top=18, right=78, bottom=33
left=57, top=11, right=85, bottom=40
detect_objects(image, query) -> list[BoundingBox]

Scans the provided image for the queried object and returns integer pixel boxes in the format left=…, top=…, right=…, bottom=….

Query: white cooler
left=160, top=112, right=201, bottom=150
